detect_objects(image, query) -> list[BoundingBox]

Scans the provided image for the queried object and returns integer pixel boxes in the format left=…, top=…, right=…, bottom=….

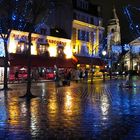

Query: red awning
left=9, top=53, right=76, bottom=68
left=75, top=56, right=106, bottom=66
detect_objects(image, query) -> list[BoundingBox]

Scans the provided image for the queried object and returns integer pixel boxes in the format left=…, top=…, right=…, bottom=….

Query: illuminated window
left=40, top=28, right=47, bottom=35
left=78, top=29, right=89, bottom=42
left=57, top=45, right=65, bottom=58
left=16, top=42, right=28, bottom=54
left=77, top=0, right=88, bottom=10
left=37, top=44, right=49, bottom=56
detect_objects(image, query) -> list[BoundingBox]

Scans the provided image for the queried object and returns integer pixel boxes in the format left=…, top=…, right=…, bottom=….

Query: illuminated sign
left=0, top=38, right=5, bottom=57
left=47, top=39, right=66, bottom=46
left=12, top=34, right=67, bottom=46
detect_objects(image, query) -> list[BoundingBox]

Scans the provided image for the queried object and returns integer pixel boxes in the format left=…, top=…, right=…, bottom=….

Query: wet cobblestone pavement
left=0, top=79, right=140, bottom=139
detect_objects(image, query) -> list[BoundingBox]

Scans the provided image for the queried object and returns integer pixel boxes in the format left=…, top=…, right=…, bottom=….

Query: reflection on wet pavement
left=0, top=80, right=140, bottom=139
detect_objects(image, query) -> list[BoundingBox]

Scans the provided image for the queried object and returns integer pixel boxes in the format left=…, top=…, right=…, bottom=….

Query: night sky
left=90, top=0, right=140, bottom=44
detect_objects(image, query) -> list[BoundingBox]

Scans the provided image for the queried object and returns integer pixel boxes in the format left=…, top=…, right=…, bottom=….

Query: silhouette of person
left=15, top=70, right=19, bottom=82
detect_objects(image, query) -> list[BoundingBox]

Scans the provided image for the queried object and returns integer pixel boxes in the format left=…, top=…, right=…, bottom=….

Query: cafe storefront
left=0, top=30, right=76, bottom=82
left=0, top=29, right=105, bottom=82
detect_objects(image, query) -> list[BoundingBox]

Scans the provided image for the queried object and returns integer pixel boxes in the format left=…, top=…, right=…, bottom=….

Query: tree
left=0, top=0, right=16, bottom=90
left=20, top=0, right=54, bottom=99
left=0, top=0, right=54, bottom=93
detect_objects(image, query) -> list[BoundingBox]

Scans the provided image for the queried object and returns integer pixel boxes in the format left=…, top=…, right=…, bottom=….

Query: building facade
left=107, top=7, right=121, bottom=47
left=8, top=30, right=72, bottom=58
left=123, top=38, right=140, bottom=72
left=47, top=0, right=104, bottom=58
left=71, top=0, right=104, bottom=57
left=0, top=29, right=74, bottom=82
left=47, top=0, right=73, bottom=39
left=106, top=7, right=122, bottom=70
left=0, top=0, right=105, bottom=81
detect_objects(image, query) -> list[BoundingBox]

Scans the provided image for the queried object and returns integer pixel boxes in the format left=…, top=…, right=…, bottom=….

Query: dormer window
left=37, top=43, right=49, bottom=56
left=40, top=28, right=47, bottom=35
left=77, top=0, right=88, bottom=10
left=35, top=23, right=50, bottom=35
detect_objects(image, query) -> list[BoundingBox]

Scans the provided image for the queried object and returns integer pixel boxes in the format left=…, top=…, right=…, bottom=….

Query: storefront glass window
left=37, top=44, right=49, bottom=56
left=57, top=45, right=65, bottom=58
left=16, top=42, right=28, bottom=54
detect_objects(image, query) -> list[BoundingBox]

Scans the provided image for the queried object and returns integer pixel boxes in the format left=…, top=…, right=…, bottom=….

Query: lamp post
left=90, top=45, right=94, bottom=84
left=90, top=30, right=95, bottom=84
left=130, top=45, right=133, bottom=71
left=102, top=50, right=107, bottom=56
left=102, top=50, right=107, bottom=81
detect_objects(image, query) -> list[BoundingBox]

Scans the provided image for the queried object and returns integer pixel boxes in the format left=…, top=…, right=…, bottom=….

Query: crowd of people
left=55, top=68, right=89, bottom=87
left=12, top=67, right=89, bottom=86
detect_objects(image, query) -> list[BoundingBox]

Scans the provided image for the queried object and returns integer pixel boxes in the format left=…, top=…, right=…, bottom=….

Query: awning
left=75, top=55, right=106, bottom=66
left=9, top=53, right=76, bottom=68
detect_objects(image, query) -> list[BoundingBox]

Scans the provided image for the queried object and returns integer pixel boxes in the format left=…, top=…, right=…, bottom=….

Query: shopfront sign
left=47, top=39, right=66, bottom=46
left=12, top=34, right=38, bottom=42
left=12, top=33, right=67, bottom=46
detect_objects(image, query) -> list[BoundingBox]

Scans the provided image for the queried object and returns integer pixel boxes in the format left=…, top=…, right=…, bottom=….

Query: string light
left=12, top=14, right=16, bottom=21
left=123, top=5, right=140, bottom=36
left=35, top=1, right=55, bottom=32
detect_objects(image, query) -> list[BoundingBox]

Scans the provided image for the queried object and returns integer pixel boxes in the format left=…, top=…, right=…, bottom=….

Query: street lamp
left=101, top=50, right=107, bottom=81
left=102, top=50, right=107, bottom=56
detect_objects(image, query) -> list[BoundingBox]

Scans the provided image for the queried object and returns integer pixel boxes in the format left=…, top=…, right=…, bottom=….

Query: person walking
left=15, top=70, right=19, bottom=83
left=75, top=68, right=80, bottom=83
left=84, top=69, right=88, bottom=82
left=65, top=70, right=71, bottom=86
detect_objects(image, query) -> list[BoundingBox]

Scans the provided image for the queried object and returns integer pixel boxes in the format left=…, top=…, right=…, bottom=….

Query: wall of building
left=71, top=20, right=104, bottom=57
left=124, top=44, right=140, bottom=71
left=47, top=0, right=73, bottom=39
left=7, top=30, right=72, bottom=58
left=71, top=0, right=104, bottom=57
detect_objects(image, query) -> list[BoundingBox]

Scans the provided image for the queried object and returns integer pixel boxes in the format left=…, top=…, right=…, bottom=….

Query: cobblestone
left=0, top=79, right=140, bottom=139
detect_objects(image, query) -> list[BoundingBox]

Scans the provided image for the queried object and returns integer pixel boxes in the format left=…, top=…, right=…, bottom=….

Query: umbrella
left=20, top=67, right=26, bottom=71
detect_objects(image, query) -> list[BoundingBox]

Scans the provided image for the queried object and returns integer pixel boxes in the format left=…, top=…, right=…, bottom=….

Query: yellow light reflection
left=47, top=92, right=58, bottom=122
left=64, top=92, right=73, bottom=115
left=48, top=97, right=57, bottom=112
left=62, top=90, right=81, bottom=128
left=8, top=97, right=20, bottom=125
left=95, top=87, right=101, bottom=93
left=30, top=99, right=41, bottom=136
